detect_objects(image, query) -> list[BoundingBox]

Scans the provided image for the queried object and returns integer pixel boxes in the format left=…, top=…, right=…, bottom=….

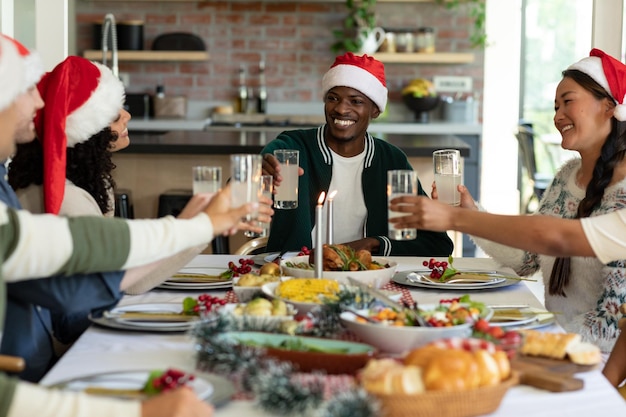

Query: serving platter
left=217, top=331, right=376, bottom=374
left=91, top=302, right=199, bottom=332
left=393, top=270, right=522, bottom=291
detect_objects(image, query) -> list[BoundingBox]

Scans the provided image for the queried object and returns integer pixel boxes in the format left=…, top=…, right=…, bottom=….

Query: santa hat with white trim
left=321, top=52, right=388, bottom=112
left=0, top=35, right=26, bottom=111
left=1, top=34, right=45, bottom=96
left=34, top=56, right=125, bottom=214
left=568, top=48, right=626, bottom=121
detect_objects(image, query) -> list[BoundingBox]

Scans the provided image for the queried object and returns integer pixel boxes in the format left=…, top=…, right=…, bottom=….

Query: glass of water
left=387, top=169, right=417, bottom=240
left=433, top=149, right=462, bottom=206
left=273, top=149, right=299, bottom=209
left=230, top=154, right=262, bottom=221
left=192, top=166, right=222, bottom=195
left=244, top=174, right=273, bottom=238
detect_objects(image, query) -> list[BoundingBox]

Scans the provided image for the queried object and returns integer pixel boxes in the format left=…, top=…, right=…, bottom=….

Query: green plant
left=436, top=0, right=487, bottom=48
left=331, top=0, right=378, bottom=53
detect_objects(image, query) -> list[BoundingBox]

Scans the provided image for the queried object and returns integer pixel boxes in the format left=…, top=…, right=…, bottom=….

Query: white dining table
left=40, top=254, right=626, bottom=416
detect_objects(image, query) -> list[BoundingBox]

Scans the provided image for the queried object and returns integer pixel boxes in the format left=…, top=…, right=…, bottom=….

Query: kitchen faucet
left=101, top=13, right=119, bottom=78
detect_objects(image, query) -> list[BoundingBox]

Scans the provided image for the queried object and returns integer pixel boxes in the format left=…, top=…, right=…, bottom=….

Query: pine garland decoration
left=191, top=290, right=383, bottom=417
left=317, top=387, right=380, bottom=417
left=252, top=363, right=324, bottom=415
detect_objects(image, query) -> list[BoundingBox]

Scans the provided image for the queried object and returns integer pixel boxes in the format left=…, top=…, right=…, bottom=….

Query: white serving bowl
left=220, top=303, right=297, bottom=328
left=261, top=281, right=327, bottom=314
left=280, top=256, right=397, bottom=289
left=232, top=276, right=272, bottom=302
left=340, top=305, right=488, bottom=355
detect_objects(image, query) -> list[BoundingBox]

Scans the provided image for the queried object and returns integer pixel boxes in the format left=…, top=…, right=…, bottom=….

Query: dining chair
left=516, top=122, right=555, bottom=213
left=0, top=354, right=25, bottom=373
left=234, top=237, right=268, bottom=255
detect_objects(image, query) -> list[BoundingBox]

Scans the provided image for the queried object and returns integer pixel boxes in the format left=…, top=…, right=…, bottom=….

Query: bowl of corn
left=262, top=278, right=341, bottom=313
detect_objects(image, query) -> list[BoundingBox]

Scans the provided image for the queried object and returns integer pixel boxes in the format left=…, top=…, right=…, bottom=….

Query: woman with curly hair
left=9, top=58, right=128, bottom=217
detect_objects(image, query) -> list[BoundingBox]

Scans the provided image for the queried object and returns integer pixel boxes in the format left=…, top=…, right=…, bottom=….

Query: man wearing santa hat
left=261, top=52, right=453, bottom=257
left=0, top=34, right=218, bottom=417
left=0, top=35, right=129, bottom=383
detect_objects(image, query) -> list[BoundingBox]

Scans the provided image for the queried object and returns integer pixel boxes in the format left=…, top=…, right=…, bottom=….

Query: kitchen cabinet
left=82, top=50, right=209, bottom=62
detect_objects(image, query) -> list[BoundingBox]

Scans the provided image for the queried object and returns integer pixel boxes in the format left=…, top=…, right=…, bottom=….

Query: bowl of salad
left=340, top=299, right=493, bottom=354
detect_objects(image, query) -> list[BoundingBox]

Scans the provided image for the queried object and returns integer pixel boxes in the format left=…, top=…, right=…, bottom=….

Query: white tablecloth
left=40, top=255, right=626, bottom=416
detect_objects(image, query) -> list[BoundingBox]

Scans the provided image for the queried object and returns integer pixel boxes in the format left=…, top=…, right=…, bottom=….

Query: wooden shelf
left=82, top=50, right=209, bottom=62
left=372, top=52, right=475, bottom=64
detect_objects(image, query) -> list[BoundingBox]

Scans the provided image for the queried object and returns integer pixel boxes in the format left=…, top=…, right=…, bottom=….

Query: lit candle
left=315, top=191, right=326, bottom=278
left=326, top=190, right=338, bottom=245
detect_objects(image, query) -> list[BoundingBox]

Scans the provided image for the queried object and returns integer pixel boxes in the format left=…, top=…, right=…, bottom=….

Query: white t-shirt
left=311, top=149, right=367, bottom=246
left=581, top=210, right=626, bottom=264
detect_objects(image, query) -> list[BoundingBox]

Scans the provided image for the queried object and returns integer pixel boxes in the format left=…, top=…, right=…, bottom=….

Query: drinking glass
left=433, top=149, right=462, bottom=206
left=192, top=166, right=222, bottom=195
left=244, top=175, right=273, bottom=238
left=387, top=170, right=417, bottom=240
left=273, top=149, right=299, bottom=209
left=230, top=154, right=262, bottom=221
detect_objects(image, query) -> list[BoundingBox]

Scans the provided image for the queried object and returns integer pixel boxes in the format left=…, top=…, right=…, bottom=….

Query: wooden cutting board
left=511, top=355, right=597, bottom=392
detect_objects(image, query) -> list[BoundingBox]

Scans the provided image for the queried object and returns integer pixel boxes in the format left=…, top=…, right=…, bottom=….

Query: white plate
left=54, top=370, right=213, bottom=400
left=158, top=281, right=233, bottom=290
left=490, top=307, right=556, bottom=329
left=251, top=252, right=300, bottom=266
left=101, top=303, right=198, bottom=330
left=157, top=267, right=233, bottom=290
left=393, top=270, right=521, bottom=290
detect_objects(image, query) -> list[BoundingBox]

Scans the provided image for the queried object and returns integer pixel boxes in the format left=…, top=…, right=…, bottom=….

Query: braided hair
left=8, top=127, right=119, bottom=215
left=549, top=69, right=626, bottom=296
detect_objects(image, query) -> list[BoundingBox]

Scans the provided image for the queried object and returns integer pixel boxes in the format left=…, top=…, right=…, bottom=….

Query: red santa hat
left=321, top=52, right=388, bottom=112
left=0, top=34, right=41, bottom=111
left=34, top=56, right=125, bottom=214
left=568, top=48, right=626, bottom=121
left=1, top=34, right=45, bottom=96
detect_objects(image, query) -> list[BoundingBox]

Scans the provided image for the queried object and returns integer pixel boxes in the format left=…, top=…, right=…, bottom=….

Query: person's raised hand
left=262, top=152, right=304, bottom=191
left=262, top=153, right=282, bottom=188
left=177, top=193, right=215, bottom=219
left=431, top=181, right=476, bottom=210
left=457, top=185, right=478, bottom=210
left=141, top=387, right=214, bottom=417
left=388, top=195, right=455, bottom=232
left=203, top=184, right=274, bottom=236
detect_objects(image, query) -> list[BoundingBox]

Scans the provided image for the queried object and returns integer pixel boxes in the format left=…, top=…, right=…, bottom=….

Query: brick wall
left=76, top=1, right=483, bottom=109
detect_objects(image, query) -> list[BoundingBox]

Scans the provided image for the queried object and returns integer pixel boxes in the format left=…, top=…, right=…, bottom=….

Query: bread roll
left=403, top=344, right=445, bottom=368
left=359, top=358, right=424, bottom=394
left=493, top=350, right=511, bottom=380
left=473, top=350, right=501, bottom=387
left=422, top=349, right=480, bottom=391
left=565, top=341, right=602, bottom=366
left=520, top=330, right=580, bottom=359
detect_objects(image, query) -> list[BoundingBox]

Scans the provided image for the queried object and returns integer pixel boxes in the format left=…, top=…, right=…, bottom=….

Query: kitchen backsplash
left=76, top=1, right=484, bottom=116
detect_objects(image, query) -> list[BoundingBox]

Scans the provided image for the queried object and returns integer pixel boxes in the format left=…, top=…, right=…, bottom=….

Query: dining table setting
left=39, top=253, right=626, bottom=417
